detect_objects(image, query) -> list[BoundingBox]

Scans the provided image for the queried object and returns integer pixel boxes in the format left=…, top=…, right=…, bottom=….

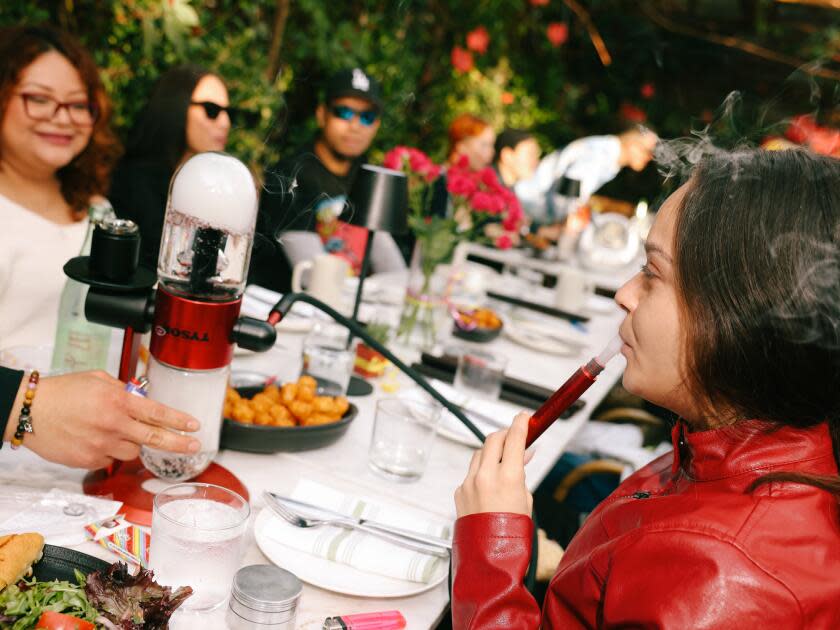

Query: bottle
left=50, top=201, right=118, bottom=374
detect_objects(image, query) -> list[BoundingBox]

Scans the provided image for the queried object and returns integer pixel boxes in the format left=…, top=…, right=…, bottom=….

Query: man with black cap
left=251, top=67, right=405, bottom=292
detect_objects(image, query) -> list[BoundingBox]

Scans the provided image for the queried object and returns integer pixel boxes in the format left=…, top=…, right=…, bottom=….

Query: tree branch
left=266, top=0, right=291, bottom=82
left=641, top=2, right=840, bottom=82
left=562, top=0, right=613, bottom=66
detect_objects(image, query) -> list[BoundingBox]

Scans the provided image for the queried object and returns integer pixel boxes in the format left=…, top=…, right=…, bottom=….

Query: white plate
left=503, top=321, right=583, bottom=356
left=254, top=509, right=449, bottom=598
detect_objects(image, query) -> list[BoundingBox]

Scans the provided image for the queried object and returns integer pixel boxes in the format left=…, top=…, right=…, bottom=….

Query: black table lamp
left=347, top=164, right=409, bottom=319
left=344, top=165, right=409, bottom=395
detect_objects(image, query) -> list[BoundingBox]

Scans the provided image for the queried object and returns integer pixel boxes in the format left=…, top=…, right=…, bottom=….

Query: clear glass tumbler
left=149, top=482, right=249, bottom=612
left=454, top=348, right=508, bottom=401
left=368, top=398, right=442, bottom=482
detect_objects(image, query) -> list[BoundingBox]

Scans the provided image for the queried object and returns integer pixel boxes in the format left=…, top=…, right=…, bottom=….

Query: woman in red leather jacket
left=452, top=148, right=840, bottom=629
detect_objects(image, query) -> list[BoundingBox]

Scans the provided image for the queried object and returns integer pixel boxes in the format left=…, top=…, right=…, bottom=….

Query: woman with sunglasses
left=109, top=64, right=234, bottom=268
left=0, top=25, right=120, bottom=350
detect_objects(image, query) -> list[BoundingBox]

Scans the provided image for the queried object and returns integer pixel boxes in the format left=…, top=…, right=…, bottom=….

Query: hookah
left=64, top=152, right=276, bottom=524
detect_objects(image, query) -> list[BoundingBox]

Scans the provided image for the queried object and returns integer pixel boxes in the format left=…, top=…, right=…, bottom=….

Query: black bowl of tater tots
left=220, top=374, right=358, bottom=453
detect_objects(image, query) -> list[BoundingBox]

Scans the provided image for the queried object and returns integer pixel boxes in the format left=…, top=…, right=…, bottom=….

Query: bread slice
left=0, top=533, right=45, bottom=590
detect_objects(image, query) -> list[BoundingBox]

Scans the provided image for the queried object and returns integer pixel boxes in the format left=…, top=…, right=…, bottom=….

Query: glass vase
left=396, top=240, right=452, bottom=350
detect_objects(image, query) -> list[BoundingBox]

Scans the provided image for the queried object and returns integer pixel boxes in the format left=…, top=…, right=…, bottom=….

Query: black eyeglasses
left=330, top=104, right=379, bottom=126
left=18, top=92, right=98, bottom=126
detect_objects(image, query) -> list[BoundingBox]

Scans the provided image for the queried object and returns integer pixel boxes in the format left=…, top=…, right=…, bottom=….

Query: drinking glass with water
left=149, top=482, right=249, bottom=612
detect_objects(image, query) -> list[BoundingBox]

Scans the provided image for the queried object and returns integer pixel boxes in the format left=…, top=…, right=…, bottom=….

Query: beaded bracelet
left=10, top=370, right=39, bottom=449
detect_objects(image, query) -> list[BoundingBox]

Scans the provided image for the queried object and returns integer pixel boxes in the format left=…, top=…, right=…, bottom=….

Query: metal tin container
left=226, top=564, right=302, bottom=629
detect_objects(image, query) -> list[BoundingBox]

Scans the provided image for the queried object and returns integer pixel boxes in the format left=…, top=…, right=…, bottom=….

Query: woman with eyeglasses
left=0, top=25, right=120, bottom=350
left=109, top=64, right=235, bottom=268
left=0, top=26, right=202, bottom=470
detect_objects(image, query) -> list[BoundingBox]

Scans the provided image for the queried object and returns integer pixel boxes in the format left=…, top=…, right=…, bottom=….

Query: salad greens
left=0, top=564, right=192, bottom=629
left=0, top=569, right=98, bottom=630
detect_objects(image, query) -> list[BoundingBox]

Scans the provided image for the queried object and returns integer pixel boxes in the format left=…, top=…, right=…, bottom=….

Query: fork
left=263, top=493, right=450, bottom=558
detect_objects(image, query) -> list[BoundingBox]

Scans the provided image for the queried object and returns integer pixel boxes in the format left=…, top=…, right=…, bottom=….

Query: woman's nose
left=615, top=272, right=641, bottom=313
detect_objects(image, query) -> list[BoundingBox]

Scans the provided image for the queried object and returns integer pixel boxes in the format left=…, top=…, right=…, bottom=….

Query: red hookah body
left=149, top=287, right=241, bottom=370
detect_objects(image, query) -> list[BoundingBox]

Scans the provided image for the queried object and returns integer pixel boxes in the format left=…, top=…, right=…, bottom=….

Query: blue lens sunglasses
left=330, top=104, right=379, bottom=126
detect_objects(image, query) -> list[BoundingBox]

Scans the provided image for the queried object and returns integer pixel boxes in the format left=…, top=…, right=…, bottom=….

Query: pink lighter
left=322, top=610, right=407, bottom=630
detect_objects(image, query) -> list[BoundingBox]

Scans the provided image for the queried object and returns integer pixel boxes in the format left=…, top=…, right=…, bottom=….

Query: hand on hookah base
left=3, top=370, right=200, bottom=470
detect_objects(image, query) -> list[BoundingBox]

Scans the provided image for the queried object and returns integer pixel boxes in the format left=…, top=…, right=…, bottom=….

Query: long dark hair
left=123, top=64, right=212, bottom=173
left=674, top=148, right=840, bottom=494
left=0, top=25, right=121, bottom=217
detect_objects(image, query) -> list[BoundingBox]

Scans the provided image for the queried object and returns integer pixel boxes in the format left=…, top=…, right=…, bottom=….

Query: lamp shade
left=347, top=164, right=409, bottom=234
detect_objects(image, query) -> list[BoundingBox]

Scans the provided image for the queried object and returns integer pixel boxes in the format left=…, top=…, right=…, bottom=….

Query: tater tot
left=334, top=397, right=350, bottom=416
left=263, top=384, right=281, bottom=401
left=296, top=386, right=315, bottom=402
left=288, top=400, right=313, bottom=422
left=269, top=404, right=293, bottom=423
left=254, top=411, right=274, bottom=426
left=232, top=402, right=255, bottom=424
left=251, top=393, right=273, bottom=412
left=225, top=387, right=241, bottom=402
left=312, top=396, right=334, bottom=413
left=280, top=383, right=298, bottom=404
left=298, top=375, right=317, bottom=389
left=301, top=413, right=338, bottom=426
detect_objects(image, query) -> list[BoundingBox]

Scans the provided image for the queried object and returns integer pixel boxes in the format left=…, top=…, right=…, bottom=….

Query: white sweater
left=0, top=193, right=88, bottom=350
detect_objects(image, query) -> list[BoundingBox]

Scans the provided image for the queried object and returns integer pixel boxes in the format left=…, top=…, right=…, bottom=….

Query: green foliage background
left=1, top=0, right=837, bottom=184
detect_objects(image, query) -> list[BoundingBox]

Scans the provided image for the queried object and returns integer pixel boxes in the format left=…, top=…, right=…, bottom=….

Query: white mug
left=291, top=255, right=349, bottom=311
left=554, top=266, right=594, bottom=312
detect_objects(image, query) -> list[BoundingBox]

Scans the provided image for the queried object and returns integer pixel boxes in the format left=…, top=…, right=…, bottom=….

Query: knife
left=265, top=491, right=453, bottom=551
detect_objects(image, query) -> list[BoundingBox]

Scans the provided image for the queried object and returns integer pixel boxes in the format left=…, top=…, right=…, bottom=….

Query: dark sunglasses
left=190, top=100, right=237, bottom=119
left=190, top=100, right=259, bottom=126
left=330, top=104, right=379, bottom=126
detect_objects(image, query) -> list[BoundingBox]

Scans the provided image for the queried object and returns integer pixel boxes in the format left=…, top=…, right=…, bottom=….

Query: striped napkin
left=262, top=480, right=451, bottom=583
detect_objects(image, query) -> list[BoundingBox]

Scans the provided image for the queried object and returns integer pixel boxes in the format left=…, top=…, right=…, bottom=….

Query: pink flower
left=546, top=22, right=568, bottom=47
left=619, top=102, right=647, bottom=123
left=470, top=190, right=505, bottom=214
left=425, top=164, right=442, bottom=182
left=451, top=46, right=474, bottom=74
left=478, top=167, right=503, bottom=191
left=495, top=234, right=514, bottom=249
left=383, top=146, right=410, bottom=170
left=640, top=83, right=655, bottom=100
left=447, top=171, right=478, bottom=197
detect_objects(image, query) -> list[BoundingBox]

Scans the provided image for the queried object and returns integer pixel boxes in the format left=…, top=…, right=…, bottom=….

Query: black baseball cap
left=324, top=68, right=383, bottom=111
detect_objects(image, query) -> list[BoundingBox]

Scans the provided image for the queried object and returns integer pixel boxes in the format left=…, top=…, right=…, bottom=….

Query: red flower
left=470, top=190, right=505, bottom=214
left=640, top=83, right=655, bottom=100
left=495, top=234, right=514, bottom=249
left=546, top=22, right=568, bottom=47
left=447, top=170, right=478, bottom=197
left=383, top=146, right=410, bottom=171
left=529, top=0, right=549, bottom=5
left=451, top=46, right=474, bottom=74
left=466, top=26, right=490, bottom=55
left=478, top=166, right=502, bottom=190
left=619, top=102, right=647, bottom=123
left=501, top=91, right=515, bottom=106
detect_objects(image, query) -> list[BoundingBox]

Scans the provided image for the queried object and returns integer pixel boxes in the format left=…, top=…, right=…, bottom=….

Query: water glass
left=368, top=398, right=442, bottom=482
left=149, top=483, right=250, bottom=612
left=454, top=348, right=508, bottom=401
left=301, top=327, right=355, bottom=395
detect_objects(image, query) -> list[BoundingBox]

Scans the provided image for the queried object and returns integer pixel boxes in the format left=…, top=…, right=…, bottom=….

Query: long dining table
left=0, top=263, right=631, bottom=629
